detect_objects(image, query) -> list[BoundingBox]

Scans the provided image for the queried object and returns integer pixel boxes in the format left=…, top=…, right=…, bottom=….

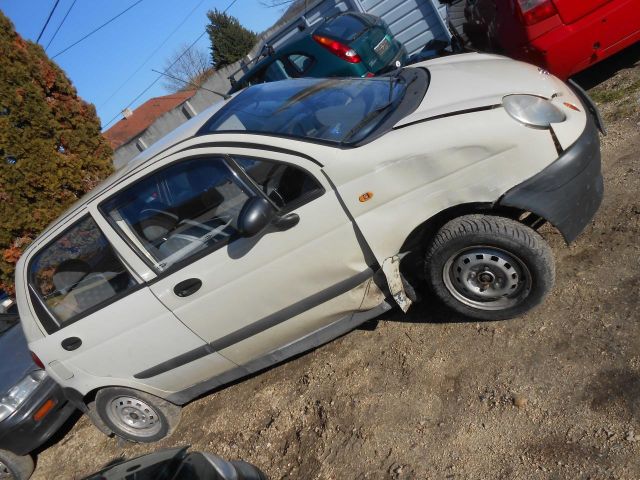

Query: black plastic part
left=238, top=197, right=275, bottom=237
left=173, top=278, right=203, bottom=297
left=568, top=79, right=607, bottom=135
left=0, top=377, right=75, bottom=456
left=272, top=212, right=300, bottom=231
left=61, top=337, right=82, bottom=351
left=498, top=115, right=603, bottom=244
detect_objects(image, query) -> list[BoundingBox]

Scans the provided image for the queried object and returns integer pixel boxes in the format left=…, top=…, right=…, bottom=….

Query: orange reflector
left=563, top=102, right=580, bottom=111
left=33, top=399, right=56, bottom=422
left=359, top=192, right=374, bottom=202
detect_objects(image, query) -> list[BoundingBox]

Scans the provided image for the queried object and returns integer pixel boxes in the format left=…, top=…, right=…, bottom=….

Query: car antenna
left=151, top=69, right=231, bottom=100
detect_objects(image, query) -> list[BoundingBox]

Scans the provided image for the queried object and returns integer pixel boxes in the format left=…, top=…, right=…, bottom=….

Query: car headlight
left=502, top=94, right=566, bottom=129
left=0, top=370, right=47, bottom=422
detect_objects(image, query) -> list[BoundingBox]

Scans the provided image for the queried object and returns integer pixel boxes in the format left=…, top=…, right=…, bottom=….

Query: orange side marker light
left=33, top=399, right=57, bottom=422
left=359, top=192, right=374, bottom=202
left=563, top=102, right=580, bottom=111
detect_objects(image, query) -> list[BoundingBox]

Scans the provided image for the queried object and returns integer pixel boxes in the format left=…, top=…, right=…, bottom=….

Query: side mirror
left=238, top=197, right=300, bottom=237
left=238, top=197, right=276, bottom=237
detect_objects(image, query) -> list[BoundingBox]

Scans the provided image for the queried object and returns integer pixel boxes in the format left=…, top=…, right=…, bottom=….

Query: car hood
left=0, top=323, right=36, bottom=396
left=395, top=53, right=570, bottom=127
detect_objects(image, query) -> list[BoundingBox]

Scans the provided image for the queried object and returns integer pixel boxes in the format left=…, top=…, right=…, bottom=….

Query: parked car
left=17, top=52, right=603, bottom=444
left=229, top=11, right=407, bottom=93
left=444, top=0, right=640, bottom=79
left=82, top=446, right=266, bottom=480
left=0, top=313, right=75, bottom=479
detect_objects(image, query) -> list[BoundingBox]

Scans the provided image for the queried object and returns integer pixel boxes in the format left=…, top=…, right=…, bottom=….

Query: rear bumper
left=0, top=377, right=75, bottom=456
left=498, top=108, right=604, bottom=244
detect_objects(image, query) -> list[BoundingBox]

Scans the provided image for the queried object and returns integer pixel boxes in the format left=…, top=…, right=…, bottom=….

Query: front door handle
left=174, top=278, right=202, bottom=297
left=61, top=337, right=82, bottom=351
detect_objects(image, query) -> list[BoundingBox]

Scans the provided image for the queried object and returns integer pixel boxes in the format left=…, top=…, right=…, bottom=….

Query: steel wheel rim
left=106, top=396, right=162, bottom=438
left=443, top=245, right=532, bottom=311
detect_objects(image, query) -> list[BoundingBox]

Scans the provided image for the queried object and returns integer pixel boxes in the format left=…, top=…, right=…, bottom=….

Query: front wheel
left=0, top=450, right=34, bottom=480
left=95, top=387, right=181, bottom=443
left=425, top=214, right=555, bottom=321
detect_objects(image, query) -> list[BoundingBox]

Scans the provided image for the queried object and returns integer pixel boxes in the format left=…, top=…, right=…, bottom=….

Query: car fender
left=325, top=108, right=559, bottom=266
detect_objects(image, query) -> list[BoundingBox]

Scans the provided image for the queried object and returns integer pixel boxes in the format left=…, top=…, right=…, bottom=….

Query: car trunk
left=551, top=0, right=613, bottom=24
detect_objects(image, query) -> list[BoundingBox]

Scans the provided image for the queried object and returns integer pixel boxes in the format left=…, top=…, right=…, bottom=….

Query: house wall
left=111, top=0, right=449, bottom=169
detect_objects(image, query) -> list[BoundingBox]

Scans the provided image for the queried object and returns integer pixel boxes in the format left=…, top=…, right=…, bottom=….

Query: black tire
left=425, top=214, right=555, bottom=321
left=0, top=450, right=34, bottom=480
left=95, top=387, right=181, bottom=443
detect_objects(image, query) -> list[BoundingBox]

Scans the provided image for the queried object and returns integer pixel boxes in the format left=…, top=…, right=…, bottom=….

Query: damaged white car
left=16, top=53, right=603, bottom=443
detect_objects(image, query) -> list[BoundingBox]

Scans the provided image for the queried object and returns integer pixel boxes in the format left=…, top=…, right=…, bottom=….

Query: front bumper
left=0, top=377, right=75, bottom=456
left=498, top=108, right=604, bottom=244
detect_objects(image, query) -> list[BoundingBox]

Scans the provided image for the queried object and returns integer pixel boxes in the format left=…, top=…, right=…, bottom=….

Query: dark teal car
left=229, top=12, right=408, bottom=94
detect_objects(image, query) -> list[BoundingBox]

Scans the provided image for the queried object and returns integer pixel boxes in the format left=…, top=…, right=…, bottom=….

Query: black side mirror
left=238, top=197, right=275, bottom=237
left=238, top=197, right=300, bottom=237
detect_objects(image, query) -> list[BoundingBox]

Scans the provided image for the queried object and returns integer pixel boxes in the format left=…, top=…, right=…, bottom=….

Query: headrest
left=52, top=259, right=91, bottom=292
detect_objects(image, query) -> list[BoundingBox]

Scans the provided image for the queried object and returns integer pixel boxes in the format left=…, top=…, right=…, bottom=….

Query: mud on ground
left=32, top=46, right=640, bottom=479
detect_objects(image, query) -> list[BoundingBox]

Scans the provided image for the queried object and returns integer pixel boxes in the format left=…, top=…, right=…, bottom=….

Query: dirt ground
left=31, top=46, right=640, bottom=480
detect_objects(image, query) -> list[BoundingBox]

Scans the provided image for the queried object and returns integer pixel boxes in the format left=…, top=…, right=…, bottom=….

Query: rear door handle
left=174, top=278, right=203, bottom=297
left=61, top=337, right=82, bottom=351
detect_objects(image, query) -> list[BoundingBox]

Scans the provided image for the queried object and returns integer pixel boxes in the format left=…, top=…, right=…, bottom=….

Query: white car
left=16, top=53, right=603, bottom=443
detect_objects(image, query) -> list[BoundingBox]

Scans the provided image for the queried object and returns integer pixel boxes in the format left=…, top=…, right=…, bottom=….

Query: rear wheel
left=95, top=387, right=181, bottom=443
left=0, top=450, right=34, bottom=480
left=425, top=214, right=555, bottom=320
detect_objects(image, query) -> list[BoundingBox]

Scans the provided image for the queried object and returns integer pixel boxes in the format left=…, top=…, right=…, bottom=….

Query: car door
left=24, top=211, right=238, bottom=396
left=99, top=148, right=375, bottom=379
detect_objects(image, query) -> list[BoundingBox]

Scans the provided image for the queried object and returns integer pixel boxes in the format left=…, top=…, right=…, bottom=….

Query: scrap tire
left=425, top=214, right=555, bottom=321
left=0, top=450, right=34, bottom=480
left=95, top=387, right=181, bottom=443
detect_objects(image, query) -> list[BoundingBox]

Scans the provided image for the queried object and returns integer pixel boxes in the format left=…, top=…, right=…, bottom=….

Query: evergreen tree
left=0, top=12, right=113, bottom=293
left=206, top=9, right=258, bottom=68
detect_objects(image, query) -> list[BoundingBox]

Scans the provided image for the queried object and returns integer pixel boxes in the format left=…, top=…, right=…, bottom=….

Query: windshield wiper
left=342, top=101, right=395, bottom=144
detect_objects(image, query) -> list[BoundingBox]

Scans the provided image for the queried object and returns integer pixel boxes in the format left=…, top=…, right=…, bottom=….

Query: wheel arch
left=396, top=201, right=553, bottom=281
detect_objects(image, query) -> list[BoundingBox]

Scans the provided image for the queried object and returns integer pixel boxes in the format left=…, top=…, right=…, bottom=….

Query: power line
left=151, top=69, right=230, bottom=99
left=51, top=0, right=145, bottom=59
left=102, top=31, right=208, bottom=129
left=36, top=0, right=61, bottom=43
left=45, top=0, right=78, bottom=52
left=102, top=0, right=239, bottom=130
left=98, top=0, right=208, bottom=110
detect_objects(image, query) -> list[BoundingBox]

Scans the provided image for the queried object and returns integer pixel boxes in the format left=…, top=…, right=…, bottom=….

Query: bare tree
left=162, top=44, right=212, bottom=92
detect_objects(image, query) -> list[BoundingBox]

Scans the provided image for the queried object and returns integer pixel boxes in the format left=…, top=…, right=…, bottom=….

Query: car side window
left=102, top=157, right=252, bottom=272
left=287, top=54, right=314, bottom=75
left=233, top=156, right=324, bottom=210
left=29, top=215, right=137, bottom=325
left=262, top=59, right=291, bottom=82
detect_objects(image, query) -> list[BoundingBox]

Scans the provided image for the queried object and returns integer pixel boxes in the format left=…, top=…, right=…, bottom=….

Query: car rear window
left=198, top=76, right=408, bottom=146
left=316, top=13, right=371, bottom=42
left=28, top=216, right=137, bottom=326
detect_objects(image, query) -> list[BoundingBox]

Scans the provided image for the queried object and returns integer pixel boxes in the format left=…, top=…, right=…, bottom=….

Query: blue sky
left=0, top=0, right=283, bottom=129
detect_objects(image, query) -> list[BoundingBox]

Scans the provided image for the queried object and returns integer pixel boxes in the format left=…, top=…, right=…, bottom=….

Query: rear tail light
left=30, top=351, right=45, bottom=369
left=516, top=0, right=558, bottom=25
left=312, top=35, right=362, bottom=63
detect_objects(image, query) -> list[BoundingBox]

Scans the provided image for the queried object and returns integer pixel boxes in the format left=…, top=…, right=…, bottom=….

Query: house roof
left=103, top=90, right=197, bottom=149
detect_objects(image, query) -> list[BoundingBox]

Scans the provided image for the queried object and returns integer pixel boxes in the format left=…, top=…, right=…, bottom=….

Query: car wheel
left=95, top=387, right=181, bottom=443
left=425, top=214, right=555, bottom=321
left=0, top=450, right=34, bottom=480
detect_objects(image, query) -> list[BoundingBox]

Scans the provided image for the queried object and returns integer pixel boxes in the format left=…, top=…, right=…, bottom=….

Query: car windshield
left=200, top=76, right=407, bottom=145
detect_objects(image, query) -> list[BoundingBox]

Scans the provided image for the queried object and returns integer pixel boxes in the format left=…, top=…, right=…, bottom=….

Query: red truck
left=452, top=0, right=640, bottom=79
